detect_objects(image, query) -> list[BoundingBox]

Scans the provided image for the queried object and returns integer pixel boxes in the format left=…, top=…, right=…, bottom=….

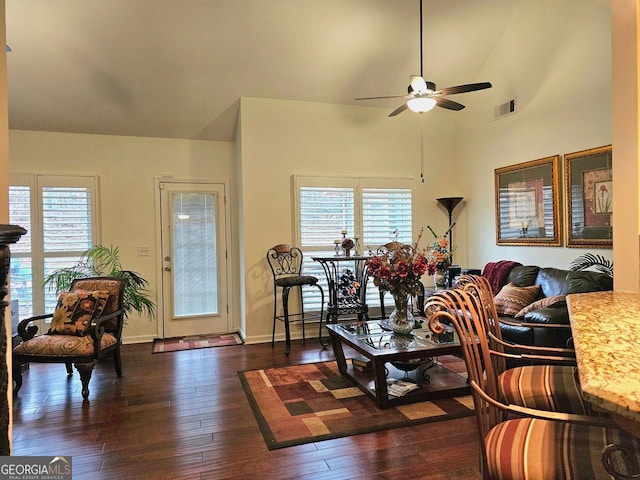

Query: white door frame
left=154, top=176, right=233, bottom=338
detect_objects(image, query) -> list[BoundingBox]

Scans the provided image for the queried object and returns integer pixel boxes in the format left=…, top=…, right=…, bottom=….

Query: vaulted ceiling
left=5, top=0, right=554, bottom=142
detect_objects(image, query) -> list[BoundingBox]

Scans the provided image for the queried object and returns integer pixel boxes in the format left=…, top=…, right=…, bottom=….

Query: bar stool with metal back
left=267, top=244, right=324, bottom=355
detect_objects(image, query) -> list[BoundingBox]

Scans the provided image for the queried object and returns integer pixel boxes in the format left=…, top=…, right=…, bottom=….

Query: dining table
left=566, top=290, right=640, bottom=436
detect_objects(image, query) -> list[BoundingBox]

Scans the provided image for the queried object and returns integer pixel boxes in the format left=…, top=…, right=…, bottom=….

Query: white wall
left=454, top=0, right=613, bottom=271
left=238, top=97, right=456, bottom=342
left=611, top=0, right=640, bottom=292
left=9, top=130, right=235, bottom=343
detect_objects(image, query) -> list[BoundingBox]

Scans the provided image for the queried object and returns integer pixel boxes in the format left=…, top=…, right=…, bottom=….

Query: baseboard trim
left=122, top=335, right=157, bottom=345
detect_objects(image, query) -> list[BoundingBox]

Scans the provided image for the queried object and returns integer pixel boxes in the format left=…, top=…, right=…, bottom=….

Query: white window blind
left=9, top=185, right=33, bottom=320
left=42, top=186, right=93, bottom=252
left=294, top=176, right=414, bottom=312
left=362, top=187, right=413, bottom=247
left=299, top=187, right=354, bottom=247
left=9, top=175, right=98, bottom=319
left=172, top=192, right=218, bottom=317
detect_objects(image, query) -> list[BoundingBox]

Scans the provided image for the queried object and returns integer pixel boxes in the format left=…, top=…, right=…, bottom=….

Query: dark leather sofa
left=495, top=265, right=613, bottom=349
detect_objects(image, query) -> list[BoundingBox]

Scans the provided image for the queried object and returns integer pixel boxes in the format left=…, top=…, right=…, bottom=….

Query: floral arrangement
left=426, top=224, right=455, bottom=271
left=366, top=229, right=428, bottom=299
left=366, top=225, right=456, bottom=299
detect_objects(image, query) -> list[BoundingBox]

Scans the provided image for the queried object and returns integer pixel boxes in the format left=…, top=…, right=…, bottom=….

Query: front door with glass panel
left=160, top=182, right=229, bottom=338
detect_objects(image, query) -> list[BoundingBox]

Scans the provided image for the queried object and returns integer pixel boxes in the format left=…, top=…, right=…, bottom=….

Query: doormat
left=238, top=358, right=474, bottom=450
left=152, top=333, right=244, bottom=353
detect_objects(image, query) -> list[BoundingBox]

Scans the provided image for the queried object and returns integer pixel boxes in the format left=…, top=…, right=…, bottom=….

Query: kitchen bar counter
left=567, top=290, right=640, bottom=433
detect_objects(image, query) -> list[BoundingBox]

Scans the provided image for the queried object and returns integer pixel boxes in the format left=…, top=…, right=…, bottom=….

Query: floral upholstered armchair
left=13, top=277, right=127, bottom=399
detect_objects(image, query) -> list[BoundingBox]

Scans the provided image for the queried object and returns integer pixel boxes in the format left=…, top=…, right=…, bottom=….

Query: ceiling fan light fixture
left=407, top=97, right=437, bottom=113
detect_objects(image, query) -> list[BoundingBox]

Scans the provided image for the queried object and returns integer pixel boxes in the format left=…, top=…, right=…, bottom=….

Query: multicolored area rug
left=238, top=359, right=474, bottom=450
left=152, top=333, right=244, bottom=353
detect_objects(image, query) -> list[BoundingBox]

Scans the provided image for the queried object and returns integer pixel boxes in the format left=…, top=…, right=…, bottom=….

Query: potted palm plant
left=569, top=253, right=613, bottom=278
left=44, top=244, right=155, bottom=320
left=568, top=253, right=613, bottom=293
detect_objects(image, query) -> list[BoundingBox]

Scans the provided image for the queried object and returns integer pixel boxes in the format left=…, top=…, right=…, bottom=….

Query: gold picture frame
left=564, top=145, right=612, bottom=248
left=495, top=155, right=562, bottom=246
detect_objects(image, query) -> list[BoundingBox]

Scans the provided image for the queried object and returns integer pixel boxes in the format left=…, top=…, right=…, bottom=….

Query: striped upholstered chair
left=454, top=274, right=590, bottom=415
left=13, top=277, right=127, bottom=399
left=426, top=288, right=640, bottom=479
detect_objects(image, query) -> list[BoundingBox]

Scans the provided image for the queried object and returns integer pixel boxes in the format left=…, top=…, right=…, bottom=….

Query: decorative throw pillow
left=493, top=283, right=541, bottom=316
left=48, top=289, right=110, bottom=336
left=514, top=294, right=566, bottom=318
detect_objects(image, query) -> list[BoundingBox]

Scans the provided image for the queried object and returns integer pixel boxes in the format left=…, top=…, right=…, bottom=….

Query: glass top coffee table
left=326, top=320, right=469, bottom=408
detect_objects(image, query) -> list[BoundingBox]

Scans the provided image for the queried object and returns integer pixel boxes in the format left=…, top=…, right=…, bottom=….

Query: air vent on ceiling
left=494, top=98, right=516, bottom=119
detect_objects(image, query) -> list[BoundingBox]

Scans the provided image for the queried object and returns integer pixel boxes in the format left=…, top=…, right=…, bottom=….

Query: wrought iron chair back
left=266, top=244, right=324, bottom=355
left=267, top=244, right=304, bottom=278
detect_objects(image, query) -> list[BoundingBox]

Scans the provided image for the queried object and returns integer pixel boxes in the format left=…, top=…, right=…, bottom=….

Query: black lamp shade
left=437, top=197, right=463, bottom=214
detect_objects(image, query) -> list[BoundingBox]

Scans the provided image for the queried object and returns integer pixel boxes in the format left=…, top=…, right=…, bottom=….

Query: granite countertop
left=567, top=291, right=640, bottom=427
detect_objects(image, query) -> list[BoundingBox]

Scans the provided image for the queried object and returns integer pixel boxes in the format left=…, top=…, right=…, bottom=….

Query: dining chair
left=455, top=274, right=576, bottom=359
left=452, top=274, right=591, bottom=414
left=267, top=244, right=324, bottom=355
left=13, top=276, right=127, bottom=399
left=425, top=288, right=640, bottom=479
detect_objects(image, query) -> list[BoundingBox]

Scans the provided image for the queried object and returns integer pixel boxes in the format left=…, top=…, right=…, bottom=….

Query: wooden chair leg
left=65, top=362, right=73, bottom=376
left=12, top=365, right=22, bottom=394
left=114, top=346, right=123, bottom=376
left=75, top=363, right=95, bottom=399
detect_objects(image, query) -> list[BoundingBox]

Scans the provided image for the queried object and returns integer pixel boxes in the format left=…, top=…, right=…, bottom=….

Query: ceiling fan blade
left=355, top=95, right=407, bottom=101
left=434, top=82, right=492, bottom=96
left=434, top=97, right=465, bottom=111
left=388, top=103, right=409, bottom=117
left=409, top=75, right=428, bottom=94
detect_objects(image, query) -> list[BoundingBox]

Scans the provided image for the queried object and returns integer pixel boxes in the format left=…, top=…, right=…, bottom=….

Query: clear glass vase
left=389, top=292, right=414, bottom=335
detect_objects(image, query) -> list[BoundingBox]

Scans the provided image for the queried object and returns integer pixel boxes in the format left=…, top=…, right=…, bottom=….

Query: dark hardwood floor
left=11, top=338, right=481, bottom=480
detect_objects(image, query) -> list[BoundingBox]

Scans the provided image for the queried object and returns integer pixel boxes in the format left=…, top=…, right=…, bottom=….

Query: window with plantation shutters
left=294, top=176, right=414, bottom=312
left=42, top=186, right=94, bottom=252
left=299, top=186, right=354, bottom=247
left=9, top=175, right=98, bottom=319
left=362, top=187, right=413, bottom=247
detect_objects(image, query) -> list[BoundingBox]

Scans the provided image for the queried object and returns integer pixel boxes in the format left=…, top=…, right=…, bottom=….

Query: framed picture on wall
left=494, top=155, right=562, bottom=246
left=564, top=145, right=613, bottom=248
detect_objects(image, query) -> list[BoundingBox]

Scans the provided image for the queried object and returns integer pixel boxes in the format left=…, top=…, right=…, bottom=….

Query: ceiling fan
left=355, top=0, right=492, bottom=117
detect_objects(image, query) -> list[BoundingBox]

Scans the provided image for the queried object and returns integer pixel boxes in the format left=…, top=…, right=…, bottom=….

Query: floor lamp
left=436, top=197, right=463, bottom=262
